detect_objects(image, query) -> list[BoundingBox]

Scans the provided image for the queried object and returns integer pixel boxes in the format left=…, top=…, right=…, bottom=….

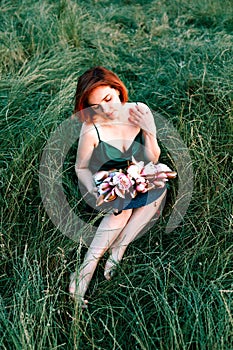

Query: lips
left=106, top=112, right=113, bottom=118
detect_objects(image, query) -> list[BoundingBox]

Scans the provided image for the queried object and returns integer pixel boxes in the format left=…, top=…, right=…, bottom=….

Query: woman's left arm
left=128, top=103, right=161, bottom=163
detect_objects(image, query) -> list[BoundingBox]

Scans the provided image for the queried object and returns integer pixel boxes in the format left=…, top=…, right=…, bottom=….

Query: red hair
left=73, top=66, right=128, bottom=121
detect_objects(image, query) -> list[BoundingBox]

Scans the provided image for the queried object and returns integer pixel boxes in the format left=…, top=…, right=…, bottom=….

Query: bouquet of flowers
left=93, top=157, right=177, bottom=207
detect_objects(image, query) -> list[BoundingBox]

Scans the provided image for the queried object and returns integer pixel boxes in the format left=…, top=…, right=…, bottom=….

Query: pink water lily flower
left=112, top=172, right=133, bottom=191
left=94, top=157, right=177, bottom=207
left=154, top=163, right=173, bottom=173
left=141, top=162, right=173, bottom=176
left=141, top=161, right=157, bottom=176
left=127, top=164, right=141, bottom=179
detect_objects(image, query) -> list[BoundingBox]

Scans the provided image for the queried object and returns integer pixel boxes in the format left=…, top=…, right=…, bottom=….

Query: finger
left=131, top=109, right=148, bottom=120
left=129, top=106, right=142, bottom=115
left=129, top=109, right=142, bottom=120
left=135, top=104, right=151, bottom=115
left=129, top=107, right=136, bottom=116
left=128, top=117, right=140, bottom=126
left=92, top=187, right=98, bottom=198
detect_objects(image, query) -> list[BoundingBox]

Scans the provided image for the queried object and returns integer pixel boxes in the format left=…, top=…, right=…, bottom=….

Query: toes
left=69, top=272, right=77, bottom=298
left=104, top=270, right=112, bottom=281
left=104, top=259, right=118, bottom=280
left=81, top=299, right=89, bottom=309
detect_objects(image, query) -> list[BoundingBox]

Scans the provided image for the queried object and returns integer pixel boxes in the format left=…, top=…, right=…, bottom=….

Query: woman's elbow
left=75, top=164, right=83, bottom=177
left=152, top=145, right=161, bottom=163
left=75, top=164, right=89, bottom=177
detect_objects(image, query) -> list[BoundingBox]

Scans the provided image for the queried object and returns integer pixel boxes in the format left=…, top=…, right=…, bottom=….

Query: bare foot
left=104, top=257, right=119, bottom=280
left=69, top=272, right=88, bottom=309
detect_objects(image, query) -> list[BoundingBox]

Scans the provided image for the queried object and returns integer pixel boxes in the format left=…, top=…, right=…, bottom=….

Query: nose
left=100, top=102, right=110, bottom=114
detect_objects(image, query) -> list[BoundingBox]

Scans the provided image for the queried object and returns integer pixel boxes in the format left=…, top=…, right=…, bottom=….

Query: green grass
left=0, top=0, right=232, bottom=349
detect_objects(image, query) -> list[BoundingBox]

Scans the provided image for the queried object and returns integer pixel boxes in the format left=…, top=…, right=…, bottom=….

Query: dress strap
left=93, top=123, right=101, bottom=142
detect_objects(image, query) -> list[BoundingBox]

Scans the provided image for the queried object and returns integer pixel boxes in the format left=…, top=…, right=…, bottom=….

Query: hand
left=90, top=186, right=98, bottom=199
left=128, top=103, right=157, bottom=136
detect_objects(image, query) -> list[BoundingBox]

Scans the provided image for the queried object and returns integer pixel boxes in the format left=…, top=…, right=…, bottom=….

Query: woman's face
left=88, top=85, right=122, bottom=119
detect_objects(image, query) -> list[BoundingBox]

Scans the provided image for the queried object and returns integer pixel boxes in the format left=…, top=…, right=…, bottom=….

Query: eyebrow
left=89, top=94, right=110, bottom=106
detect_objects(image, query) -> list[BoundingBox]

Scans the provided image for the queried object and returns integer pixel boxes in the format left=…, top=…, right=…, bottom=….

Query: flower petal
left=115, top=186, right=126, bottom=198
left=166, top=171, right=177, bottom=179
left=147, top=183, right=155, bottom=191
left=104, top=191, right=117, bottom=202
left=153, top=180, right=166, bottom=188
left=96, top=194, right=105, bottom=206
left=156, top=172, right=168, bottom=179
left=94, top=171, right=109, bottom=183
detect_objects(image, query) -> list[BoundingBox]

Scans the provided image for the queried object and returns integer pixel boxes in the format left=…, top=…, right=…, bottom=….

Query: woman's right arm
left=75, top=124, right=98, bottom=198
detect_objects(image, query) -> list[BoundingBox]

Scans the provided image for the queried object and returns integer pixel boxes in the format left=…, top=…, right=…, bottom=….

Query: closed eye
left=89, top=94, right=112, bottom=112
left=105, top=95, right=111, bottom=102
left=91, top=104, right=101, bottom=110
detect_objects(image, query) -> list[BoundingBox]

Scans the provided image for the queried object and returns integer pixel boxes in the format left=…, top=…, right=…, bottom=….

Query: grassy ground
left=0, top=0, right=232, bottom=349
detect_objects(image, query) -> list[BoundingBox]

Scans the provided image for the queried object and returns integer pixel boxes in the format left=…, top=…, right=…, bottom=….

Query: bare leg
left=69, top=209, right=132, bottom=302
left=104, top=189, right=167, bottom=279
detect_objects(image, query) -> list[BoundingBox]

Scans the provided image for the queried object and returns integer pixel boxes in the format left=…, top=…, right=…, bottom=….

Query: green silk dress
left=87, top=124, right=167, bottom=212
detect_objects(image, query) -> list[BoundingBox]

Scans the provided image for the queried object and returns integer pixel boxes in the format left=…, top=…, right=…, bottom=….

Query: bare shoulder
left=80, top=122, right=98, bottom=145
left=80, top=121, right=95, bottom=135
left=126, top=101, right=150, bottom=110
left=136, top=101, right=151, bottom=111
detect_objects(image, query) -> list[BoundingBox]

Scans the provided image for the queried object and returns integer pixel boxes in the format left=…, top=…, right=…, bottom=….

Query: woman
left=69, top=66, right=170, bottom=307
